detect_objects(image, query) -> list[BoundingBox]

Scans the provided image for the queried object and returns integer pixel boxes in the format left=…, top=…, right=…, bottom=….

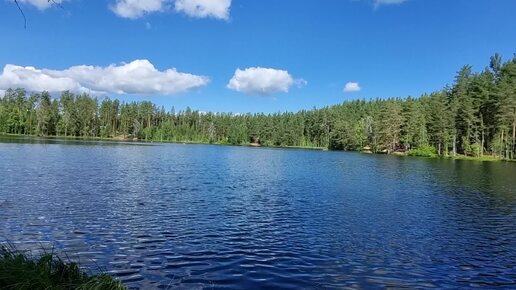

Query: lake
left=1, top=136, right=516, bottom=289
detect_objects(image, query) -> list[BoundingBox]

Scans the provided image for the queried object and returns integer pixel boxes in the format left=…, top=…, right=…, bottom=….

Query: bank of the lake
left=3, top=133, right=513, bottom=162
left=1, top=133, right=327, bottom=150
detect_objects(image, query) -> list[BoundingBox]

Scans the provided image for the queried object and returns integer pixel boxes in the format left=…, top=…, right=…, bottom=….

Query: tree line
left=0, top=54, right=515, bottom=159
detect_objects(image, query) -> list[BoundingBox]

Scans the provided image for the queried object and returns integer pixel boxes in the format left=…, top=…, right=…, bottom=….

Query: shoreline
left=0, top=133, right=326, bottom=150
left=1, top=133, right=513, bottom=162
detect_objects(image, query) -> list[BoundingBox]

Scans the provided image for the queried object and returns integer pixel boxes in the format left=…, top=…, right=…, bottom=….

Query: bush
left=0, top=245, right=125, bottom=290
left=408, top=145, right=438, bottom=157
left=464, top=142, right=482, bottom=157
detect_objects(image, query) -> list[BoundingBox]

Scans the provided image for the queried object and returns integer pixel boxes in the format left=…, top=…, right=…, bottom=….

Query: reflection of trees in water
left=441, top=160, right=516, bottom=201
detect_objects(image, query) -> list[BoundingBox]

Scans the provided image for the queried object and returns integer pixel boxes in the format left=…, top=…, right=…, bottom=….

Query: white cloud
left=16, top=0, right=64, bottom=10
left=344, top=82, right=361, bottom=92
left=110, top=0, right=168, bottom=19
left=0, top=60, right=209, bottom=95
left=374, top=0, right=408, bottom=7
left=110, top=0, right=232, bottom=20
left=227, top=67, right=304, bottom=96
left=0, top=64, right=85, bottom=93
left=175, top=0, right=231, bottom=20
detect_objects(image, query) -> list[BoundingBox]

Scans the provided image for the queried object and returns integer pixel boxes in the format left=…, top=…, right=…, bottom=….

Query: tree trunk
left=453, top=134, right=457, bottom=157
left=481, top=129, right=485, bottom=157
left=501, top=130, right=505, bottom=158
left=511, top=120, right=516, bottom=158
left=480, top=116, right=484, bottom=157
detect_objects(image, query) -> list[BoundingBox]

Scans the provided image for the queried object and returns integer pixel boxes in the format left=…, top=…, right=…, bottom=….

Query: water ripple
left=1, top=142, right=516, bottom=289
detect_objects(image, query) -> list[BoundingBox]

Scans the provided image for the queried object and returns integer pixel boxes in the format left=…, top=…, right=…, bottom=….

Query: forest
left=0, top=54, right=515, bottom=159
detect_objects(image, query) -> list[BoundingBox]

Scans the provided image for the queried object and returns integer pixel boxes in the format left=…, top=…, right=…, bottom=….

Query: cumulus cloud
left=0, top=65, right=85, bottom=93
left=175, top=0, right=231, bottom=20
left=16, top=0, right=64, bottom=10
left=344, top=82, right=361, bottom=92
left=110, top=0, right=231, bottom=19
left=110, top=0, right=168, bottom=19
left=20, top=0, right=232, bottom=20
left=0, top=60, right=209, bottom=95
left=227, top=67, right=304, bottom=96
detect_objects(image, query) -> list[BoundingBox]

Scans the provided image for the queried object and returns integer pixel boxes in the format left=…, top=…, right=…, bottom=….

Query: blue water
left=1, top=137, right=516, bottom=289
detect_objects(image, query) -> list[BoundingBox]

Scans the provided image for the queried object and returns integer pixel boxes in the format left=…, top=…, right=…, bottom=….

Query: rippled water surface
left=1, top=137, right=516, bottom=289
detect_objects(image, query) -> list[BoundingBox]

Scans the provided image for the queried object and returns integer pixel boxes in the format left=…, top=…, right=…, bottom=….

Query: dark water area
left=1, top=136, right=516, bottom=289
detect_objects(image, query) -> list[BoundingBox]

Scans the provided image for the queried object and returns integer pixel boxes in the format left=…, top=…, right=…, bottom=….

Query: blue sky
left=0, top=0, right=515, bottom=113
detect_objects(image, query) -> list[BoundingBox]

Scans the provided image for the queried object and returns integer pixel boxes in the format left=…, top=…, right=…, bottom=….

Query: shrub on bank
left=408, top=146, right=438, bottom=158
left=464, top=142, right=482, bottom=157
left=0, top=245, right=125, bottom=290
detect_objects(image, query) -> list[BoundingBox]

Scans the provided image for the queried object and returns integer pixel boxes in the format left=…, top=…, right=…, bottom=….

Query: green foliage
left=408, top=145, right=438, bottom=157
left=464, top=142, right=482, bottom=157
left=0, top=54, right=515, bottom=159
left=0, top=245, right=125, bottom=290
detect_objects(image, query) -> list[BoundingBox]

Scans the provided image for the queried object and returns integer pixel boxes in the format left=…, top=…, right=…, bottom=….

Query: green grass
left=278, top=145, right=325, bottom=150
left=407, top=146, right=438, bottom=158
left=0, top=245, right=125, bottom=290
left=384, top=146, right=510, bottom=162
